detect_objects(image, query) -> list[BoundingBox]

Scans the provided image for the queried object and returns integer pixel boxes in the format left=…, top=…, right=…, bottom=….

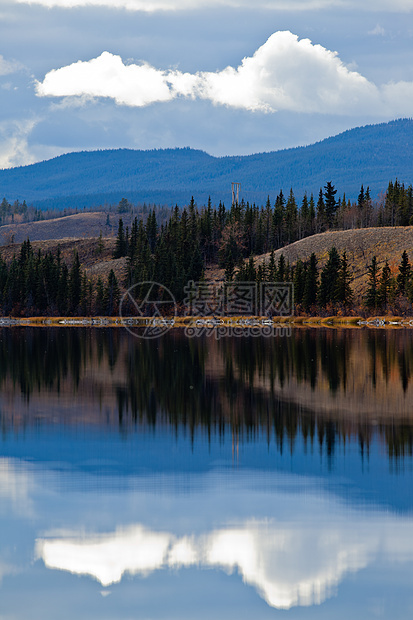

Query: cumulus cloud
left=36, top=31, right=413, bottom=117
left=13, top=0, right=413, bottom=12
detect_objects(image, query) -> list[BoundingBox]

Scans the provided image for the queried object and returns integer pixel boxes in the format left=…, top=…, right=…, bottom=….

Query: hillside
left=2, top=225, right=413, bottom=304
left=255, top=226, right=413, bottom=298
left=0, top=236, right=126, bottom=284
left=0, top=212, right=113, bottom=245
left=0, top=118, right=412, bottom=209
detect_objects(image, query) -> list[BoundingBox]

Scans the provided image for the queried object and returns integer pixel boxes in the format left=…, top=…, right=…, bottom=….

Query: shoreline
left=1, top=315, right=413, bottom=328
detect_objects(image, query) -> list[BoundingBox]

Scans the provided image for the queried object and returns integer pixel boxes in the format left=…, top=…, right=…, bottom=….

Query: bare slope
left=256, top=227, right=413, bottom=297
left=0, top=212, right=113, bottom=245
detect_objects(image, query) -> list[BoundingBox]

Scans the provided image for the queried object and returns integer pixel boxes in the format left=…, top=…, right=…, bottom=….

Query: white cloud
left=197, top=31, right=378, bottom=114
left=0, top=55, right=23, bottom=76
left=0, top=119, right=39, bottom=169
left=368, top=24, right=386, bottom=36
left=37, top=52, right=176, bottom=106
left=13, top=0, right=413, bottom=12
left=36, top=31, right=413, bottom=117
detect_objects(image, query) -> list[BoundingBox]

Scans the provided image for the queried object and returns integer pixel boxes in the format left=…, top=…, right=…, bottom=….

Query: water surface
left=1, top=327, right=413, bottom=619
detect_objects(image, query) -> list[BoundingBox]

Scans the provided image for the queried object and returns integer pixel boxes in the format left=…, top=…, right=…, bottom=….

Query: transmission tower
left=232, top=182, right=241, bottom=206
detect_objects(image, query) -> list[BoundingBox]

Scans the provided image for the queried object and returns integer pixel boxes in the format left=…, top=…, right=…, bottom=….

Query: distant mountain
left=1, top=118, right=412, bottom=209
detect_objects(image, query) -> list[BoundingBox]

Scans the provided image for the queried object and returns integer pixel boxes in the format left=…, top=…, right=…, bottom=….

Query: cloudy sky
left=1, top=1, right=413, bottom=168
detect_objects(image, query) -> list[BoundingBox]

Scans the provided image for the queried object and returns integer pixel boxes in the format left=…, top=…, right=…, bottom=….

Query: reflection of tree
left=0, top=327, right=413, bottom=461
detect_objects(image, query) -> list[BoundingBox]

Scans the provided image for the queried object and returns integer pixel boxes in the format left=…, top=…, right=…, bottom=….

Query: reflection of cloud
left=36, top=515, right=413, bottom=609
left=35, top=32, right=413, bottom=117
left=36, top=525, right=171, bottom=586
left=0, top=457, right=33, bottom=515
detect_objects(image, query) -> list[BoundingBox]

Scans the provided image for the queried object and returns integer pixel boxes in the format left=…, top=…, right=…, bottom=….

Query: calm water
left=1, top=327, right=413, bottom=619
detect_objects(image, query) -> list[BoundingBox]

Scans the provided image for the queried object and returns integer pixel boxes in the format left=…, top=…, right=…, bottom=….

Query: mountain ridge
left=1, top=118, right=412, bottom=209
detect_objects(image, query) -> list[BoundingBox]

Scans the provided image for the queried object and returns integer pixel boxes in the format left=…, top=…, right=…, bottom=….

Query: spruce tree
left=105, top=269, right=120, bottom=316
left=377, top=259, right=392, bottom=309
left=303, top=253, right=318, bottom=311
left=397, top=250, right=411, bottom=295
left=364, top=256, right=380, bottom=309
left=316, top=189, right=326, bottom=232
left=324, top=181, right=337, bottom=227
left=335, top=252, right=353, bottom=306
left=69, top=251, right=82, bottom=314
left=113, top=218, right=127, bottom=258
left=318, top=247, right=340, bottom=307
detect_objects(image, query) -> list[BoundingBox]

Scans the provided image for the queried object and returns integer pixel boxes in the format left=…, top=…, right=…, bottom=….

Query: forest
left=0, top=118, right=412, bottom=209
left=0, top=179, right=413, bottom=317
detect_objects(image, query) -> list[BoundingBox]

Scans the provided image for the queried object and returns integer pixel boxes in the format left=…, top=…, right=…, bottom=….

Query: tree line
left=0, top=239, right=120, bottom=316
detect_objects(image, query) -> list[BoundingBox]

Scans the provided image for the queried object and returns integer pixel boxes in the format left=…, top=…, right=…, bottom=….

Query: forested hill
left=1, top=118, right=413, bottom=209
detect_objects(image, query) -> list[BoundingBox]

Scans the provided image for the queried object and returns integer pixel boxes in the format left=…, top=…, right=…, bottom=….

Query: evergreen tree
left=69, top=251, right=82, bottom=313
left=324, top=181, right=337, bottom=227
left=318, top=247, right=340, bottom=307
left=268, top=249, right=276, bottom=281
left=377, top=259, right=392, bottom=308
left=105, top=269, right=120, bottom=316
left=397, top=250, right=411, bottom=295
left=335, top=251, right=353, bottom=306
left=316, top=189, right=327, bottom=232
left=293, top=259, right=306, bottom=306
left=285, top=188, right=298, bottom=243
left=57, top=263, right=69, bottom=316
left=95, top=277, right=105, bottom=315
left=303, top=253, right=318, bottom=311
left=113, top=218, right=127, bottom=258
left=364, top=256, right=380, bottom=309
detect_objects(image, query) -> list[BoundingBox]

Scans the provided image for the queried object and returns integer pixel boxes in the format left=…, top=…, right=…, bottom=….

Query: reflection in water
left=35, top=505, right=413, bottom=610
left=1, top=327, right=413, bottom=619
left=0, top=327, right=413, bottom=460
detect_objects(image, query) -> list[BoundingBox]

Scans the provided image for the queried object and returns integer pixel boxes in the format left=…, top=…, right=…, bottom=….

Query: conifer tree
left=335, top=252, right=353, bottom=306
left=303, top=253, right=318, bottom=311
left=377, top=259, right=392, bottom=308
left=105, top=269, right=120, bottom=316
left=397, top=250, right=411, bottom=295
left=69, top=251, right=82, bottom=313
left=316, top=189, right=327, bottom=233
left=318, top=247, right=340, bottom=307
left=293, top=259, right=306, bottom=306
left=113, top=218, right=127, bottom=258
left=324, top=181, right=337, bottom=227
left=364, top=256, right=380, bottom=309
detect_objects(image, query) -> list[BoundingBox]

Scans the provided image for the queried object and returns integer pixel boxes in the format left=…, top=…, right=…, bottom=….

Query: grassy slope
left=255, top=227, right=413, bottom=299
left=0, top=212, right=113, bottom=244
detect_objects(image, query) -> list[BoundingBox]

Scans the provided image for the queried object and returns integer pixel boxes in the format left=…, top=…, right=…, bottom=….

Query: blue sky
left=1, top=0, right=413, bottom=167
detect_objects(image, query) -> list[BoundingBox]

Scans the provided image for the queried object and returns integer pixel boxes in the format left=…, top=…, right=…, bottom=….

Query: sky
left=0, top=1, right=413, bottom=168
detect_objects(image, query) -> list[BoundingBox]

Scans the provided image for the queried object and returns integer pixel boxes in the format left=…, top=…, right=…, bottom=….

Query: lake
left=1, top=327, right=413, bottom=619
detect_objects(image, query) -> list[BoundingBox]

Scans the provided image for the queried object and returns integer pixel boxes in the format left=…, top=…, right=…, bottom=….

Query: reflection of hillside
left=0, top=328, right=412, bottom=459
left=206, top=329, right=413, bottom=419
